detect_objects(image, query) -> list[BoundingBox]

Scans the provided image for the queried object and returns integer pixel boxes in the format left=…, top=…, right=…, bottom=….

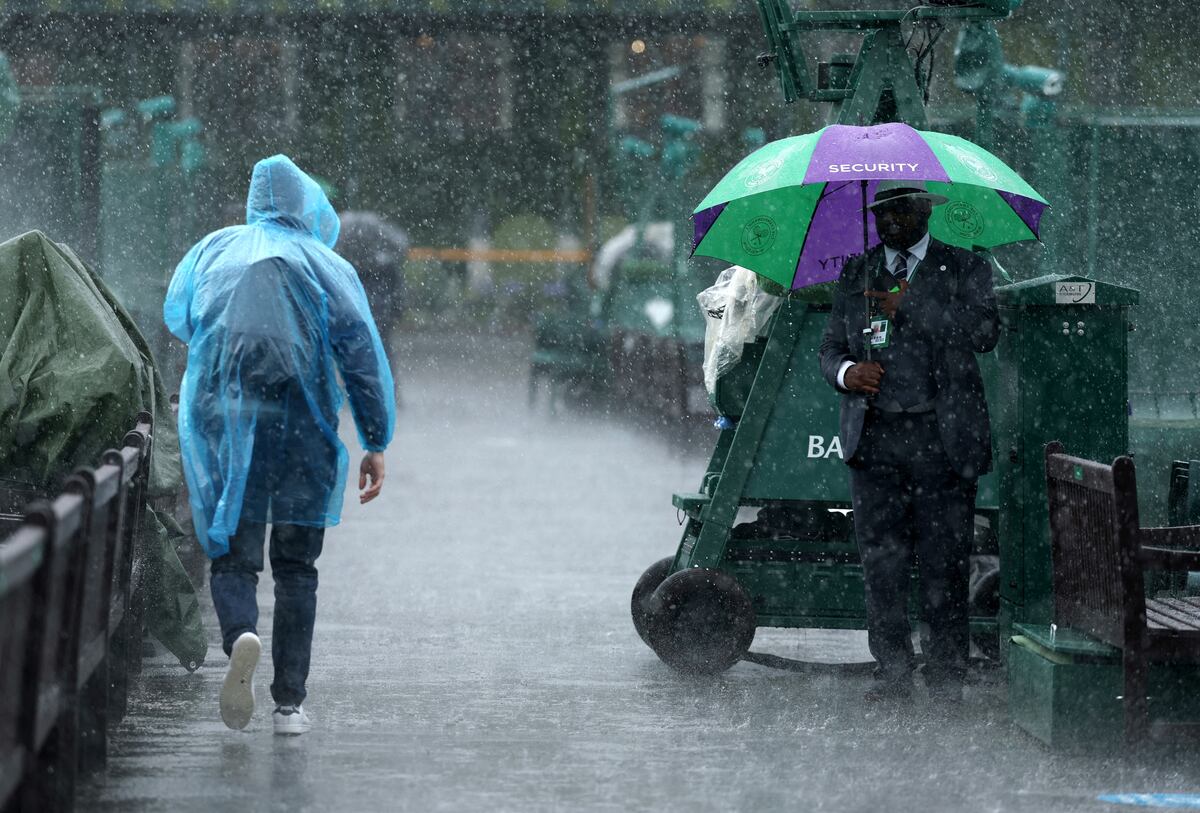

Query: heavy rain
left=1, top=1, right=1199, bottom=811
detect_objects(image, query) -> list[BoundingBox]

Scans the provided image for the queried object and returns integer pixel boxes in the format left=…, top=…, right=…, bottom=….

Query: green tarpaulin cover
left=0, top=229, right=206, bottom=669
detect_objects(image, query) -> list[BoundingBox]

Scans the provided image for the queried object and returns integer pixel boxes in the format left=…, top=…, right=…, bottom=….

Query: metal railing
left=0, top=412, right=153, bottom=813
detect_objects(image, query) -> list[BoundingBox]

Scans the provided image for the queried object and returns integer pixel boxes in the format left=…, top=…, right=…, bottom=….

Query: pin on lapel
left=940, top=265, right=947, bottom=271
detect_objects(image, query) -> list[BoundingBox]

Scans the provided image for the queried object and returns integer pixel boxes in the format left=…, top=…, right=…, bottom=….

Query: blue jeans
left=210, top=522, right=325, bottom=706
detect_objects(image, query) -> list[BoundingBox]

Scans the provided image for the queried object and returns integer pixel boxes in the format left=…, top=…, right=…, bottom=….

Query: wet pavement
left=80, top=331, right=1200, bottom=813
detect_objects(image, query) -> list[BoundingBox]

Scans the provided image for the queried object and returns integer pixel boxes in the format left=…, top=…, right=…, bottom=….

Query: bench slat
left=1150, top=597, right=1200, bottom=629
left=1141, top=544, right=1200, bottom=571
left=1146, top=598, right=1200, bottom=632
left=1157, top=596, right=1200, bottom=617
left=1146, top=606, right=1196, bottom=631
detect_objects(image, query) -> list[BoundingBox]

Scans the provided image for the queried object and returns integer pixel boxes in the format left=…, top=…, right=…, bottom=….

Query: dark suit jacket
left=817, top=238, right=999, bottom=480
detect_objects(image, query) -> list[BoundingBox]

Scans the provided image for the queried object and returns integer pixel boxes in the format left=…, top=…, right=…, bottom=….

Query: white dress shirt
left=836, top=232, right=931, bottom=391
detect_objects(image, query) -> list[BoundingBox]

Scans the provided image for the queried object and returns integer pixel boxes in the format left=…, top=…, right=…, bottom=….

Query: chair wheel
left=631, top=557, right=675, bottom=646
left=645, top=567, right=756, bottom=676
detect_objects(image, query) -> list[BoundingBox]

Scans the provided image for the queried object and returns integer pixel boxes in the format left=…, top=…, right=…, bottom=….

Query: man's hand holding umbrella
left=866, top=278, right=908, bottom=319
left=846, top=280, right=908, bottom=396
left=847, top=278, right=910, bottom=394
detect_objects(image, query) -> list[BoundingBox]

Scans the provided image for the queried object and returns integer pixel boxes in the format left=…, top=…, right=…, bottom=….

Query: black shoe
left=864, top=679, right=913, bottom=703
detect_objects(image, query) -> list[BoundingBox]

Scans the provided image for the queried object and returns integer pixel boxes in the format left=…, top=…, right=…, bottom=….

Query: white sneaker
left=219, top=632, right=261, bottom=730
left=273, top=704, right=312, bottom=736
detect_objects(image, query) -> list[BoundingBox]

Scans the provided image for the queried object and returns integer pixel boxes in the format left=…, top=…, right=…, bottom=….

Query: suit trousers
left=849, top=408, right=977, bottom=687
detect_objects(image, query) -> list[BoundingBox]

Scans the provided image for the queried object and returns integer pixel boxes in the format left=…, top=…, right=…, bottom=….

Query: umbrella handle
left=861, top=179, right=871, bottom=362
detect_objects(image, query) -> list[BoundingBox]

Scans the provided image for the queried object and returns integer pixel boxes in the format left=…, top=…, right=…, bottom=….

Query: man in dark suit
left=818, top=180, right=999, bottom=703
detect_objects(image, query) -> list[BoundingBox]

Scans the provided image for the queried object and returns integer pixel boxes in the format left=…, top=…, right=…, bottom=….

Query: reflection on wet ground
left=80, top=331, right=1200, bottom=813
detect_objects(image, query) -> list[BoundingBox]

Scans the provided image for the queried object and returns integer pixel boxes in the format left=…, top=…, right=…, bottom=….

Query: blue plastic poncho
left=165, top=155, right=396, bottom=558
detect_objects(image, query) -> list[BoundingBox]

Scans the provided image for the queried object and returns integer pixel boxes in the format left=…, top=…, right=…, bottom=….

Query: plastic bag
left=698, top=266, right=783, bottom=396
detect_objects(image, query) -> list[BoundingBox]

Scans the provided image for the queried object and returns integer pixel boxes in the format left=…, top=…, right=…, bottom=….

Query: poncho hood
left=245, top=154, right=340, bottom=249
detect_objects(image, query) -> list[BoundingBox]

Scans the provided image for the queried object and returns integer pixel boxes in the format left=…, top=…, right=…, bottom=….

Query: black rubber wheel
left=644, top=567, right=756, bottom=676
left=631, top=557, right=675, bottom=646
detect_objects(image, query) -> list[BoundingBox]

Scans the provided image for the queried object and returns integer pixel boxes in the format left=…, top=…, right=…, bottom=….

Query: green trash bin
left=991, top=274, right=1138, bottom=640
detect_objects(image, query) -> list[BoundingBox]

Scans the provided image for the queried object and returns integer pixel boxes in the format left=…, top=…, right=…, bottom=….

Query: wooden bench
left=1045, top=441, right=1200, bottom=743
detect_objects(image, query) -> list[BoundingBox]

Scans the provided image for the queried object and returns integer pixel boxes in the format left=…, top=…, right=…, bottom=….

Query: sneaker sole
left=220, top=633, right=261, bottom=730
left=273, top=719, right=312, bottom=736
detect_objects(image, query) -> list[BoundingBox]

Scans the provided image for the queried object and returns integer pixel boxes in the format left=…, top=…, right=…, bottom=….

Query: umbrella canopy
left=336, top=209, right=410, bottom=321
left=337, top=210, right=410, bottom=266
left=691, top=122, right=1048, bottom=290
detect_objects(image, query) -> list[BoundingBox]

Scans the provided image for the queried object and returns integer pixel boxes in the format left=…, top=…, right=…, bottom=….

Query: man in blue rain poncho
left=165, top=155, right=395, bottom=735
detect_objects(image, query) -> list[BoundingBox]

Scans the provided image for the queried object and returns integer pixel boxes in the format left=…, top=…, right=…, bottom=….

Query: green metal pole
left=1087, top=123, right=1101, bottom=279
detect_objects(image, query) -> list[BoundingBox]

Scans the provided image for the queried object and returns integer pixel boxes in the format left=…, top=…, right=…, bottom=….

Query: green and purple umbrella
left=691, top=122, right=1048, bottom=290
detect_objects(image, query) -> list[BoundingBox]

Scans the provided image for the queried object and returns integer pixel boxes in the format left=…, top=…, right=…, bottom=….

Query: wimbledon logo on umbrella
left=743, top=157, right=786, bottom=188
left=943, top=202, right=984, bottom=239
left=943, top=143, right=999, bottom=183
left=741, top=217, right=778, bottom=255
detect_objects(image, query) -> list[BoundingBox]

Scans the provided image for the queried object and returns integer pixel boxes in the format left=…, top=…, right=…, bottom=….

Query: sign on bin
left=1055, top=281, right=1095, bottom=305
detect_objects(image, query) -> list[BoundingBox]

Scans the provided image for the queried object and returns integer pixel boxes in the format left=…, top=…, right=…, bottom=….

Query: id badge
left=869, top=316, right=891, bottom=349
